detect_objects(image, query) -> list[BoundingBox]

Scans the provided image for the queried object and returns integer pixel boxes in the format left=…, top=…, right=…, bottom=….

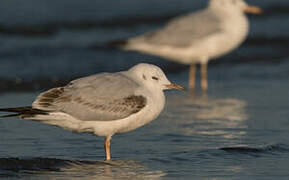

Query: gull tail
left=88, top=39, right=128, bottom=50
left=0, top=106, right=48, bottom=118
left=106, top=39, right=128, bottom=48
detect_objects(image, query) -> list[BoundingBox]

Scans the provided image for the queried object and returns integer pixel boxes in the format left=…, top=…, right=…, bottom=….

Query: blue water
left=0, top=0, right=289, bottom=179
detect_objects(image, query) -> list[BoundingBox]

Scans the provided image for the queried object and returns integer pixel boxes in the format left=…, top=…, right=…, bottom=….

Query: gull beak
left=165, top=83, right=185, bottom=91
left=244, top=5, right=263, bottom=14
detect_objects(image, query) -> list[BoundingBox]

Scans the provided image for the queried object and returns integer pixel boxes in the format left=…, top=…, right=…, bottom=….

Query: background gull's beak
left=165, top=83, right=185, bottom=91
left=244, top=5, right=263, bottom=14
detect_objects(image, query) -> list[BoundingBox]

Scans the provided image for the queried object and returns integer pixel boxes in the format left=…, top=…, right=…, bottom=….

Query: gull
left=112, top=0, right=262, bottom=90
left=0, top=63, right=184, bottom=161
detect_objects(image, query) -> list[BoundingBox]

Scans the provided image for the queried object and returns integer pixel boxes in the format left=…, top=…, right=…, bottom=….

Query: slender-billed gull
left=0, top=63, right=184, bottom=161
left=113, top=0, right=262, bottom=90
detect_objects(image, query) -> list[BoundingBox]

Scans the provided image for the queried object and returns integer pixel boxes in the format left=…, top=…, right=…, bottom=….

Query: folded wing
left=132, top=9, right=223, bottom=47
left=33, top=73, right=147, bottom=121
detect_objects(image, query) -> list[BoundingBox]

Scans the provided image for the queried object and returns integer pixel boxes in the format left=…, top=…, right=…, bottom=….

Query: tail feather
left=106, top=39, right=128, bottom=48
left=0, top=106, right=48, bottom=118
left=88, top=39, right=128, bottom=50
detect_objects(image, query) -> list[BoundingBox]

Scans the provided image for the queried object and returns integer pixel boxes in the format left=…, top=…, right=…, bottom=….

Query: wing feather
left=132, top=9, right=223, bottom=47
left=32, top=73, right=147, bottom=121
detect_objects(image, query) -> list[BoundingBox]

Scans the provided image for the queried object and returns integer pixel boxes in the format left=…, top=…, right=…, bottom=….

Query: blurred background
left=0, top=0, right=288, bottom=92
left=0, top=0, right=289, bottom=179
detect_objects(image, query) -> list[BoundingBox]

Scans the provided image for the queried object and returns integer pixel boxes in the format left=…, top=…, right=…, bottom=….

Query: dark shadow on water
left=0, top=157, right=101, bottom=172
left=0, top=78, right=71, bottom=93
left=258, top=5, right=289, bottom=17
left=0, top=14, right=179, bottom=37
left=220, top=143, right=289, bottom=154
left=0, top=157, right=165, bottom=179
left=0, top=4, right=288, bottom=37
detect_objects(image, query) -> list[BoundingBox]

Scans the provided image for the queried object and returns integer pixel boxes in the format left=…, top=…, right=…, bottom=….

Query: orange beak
left=165, top=83, right=185, bottom=91
left=244, top=5, right=263, bottom=14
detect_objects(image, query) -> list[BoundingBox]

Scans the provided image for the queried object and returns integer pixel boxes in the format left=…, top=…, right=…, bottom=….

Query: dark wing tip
left=106, top=39, right=128, bottom=48
left=0, top=113, right=20, bottom=118
left=0, top=106, right=48, bottom=118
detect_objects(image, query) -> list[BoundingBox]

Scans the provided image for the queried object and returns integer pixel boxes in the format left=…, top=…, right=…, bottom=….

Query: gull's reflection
left=58, top=160, right=165, bottom=180
left=0, top=158, right=165, bottom=180
left=165, top=94, right=248, bottom=139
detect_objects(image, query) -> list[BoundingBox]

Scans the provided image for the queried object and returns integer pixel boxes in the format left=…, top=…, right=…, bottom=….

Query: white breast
left=183, top=13, right=249, bottom=64
left=210, top=13, right=249, bottom=58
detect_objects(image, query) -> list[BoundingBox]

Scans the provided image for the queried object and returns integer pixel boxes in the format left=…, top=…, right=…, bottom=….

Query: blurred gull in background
left=0, top=63, right=184, bottom=161
left=112, top=0, right=262, bottom=91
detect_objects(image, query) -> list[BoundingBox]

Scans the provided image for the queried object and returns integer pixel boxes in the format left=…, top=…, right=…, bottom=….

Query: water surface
left=0, top=0, right=289, bottom=179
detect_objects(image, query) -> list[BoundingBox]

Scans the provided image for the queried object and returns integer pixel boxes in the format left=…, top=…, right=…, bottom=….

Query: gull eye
left=152, top=76, right=159, bottom=81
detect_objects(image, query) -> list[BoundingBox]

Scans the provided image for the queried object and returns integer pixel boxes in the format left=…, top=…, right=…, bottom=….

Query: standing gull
left=0, top=63, right=184, bottom=161
left=113, top=0, right=262, bottom=90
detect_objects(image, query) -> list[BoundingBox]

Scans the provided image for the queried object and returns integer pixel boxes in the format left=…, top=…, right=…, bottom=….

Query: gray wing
left=133, top=9, right=223, bottom=47
left=32, top=73, right=147, bottom=121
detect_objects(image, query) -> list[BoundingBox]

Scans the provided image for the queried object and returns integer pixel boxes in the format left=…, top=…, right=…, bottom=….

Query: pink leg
left=104, top=136, right=111, bottom=161
left=189, top=64, right=196, bottom=89
left=201, top=62, right=208, bottom=91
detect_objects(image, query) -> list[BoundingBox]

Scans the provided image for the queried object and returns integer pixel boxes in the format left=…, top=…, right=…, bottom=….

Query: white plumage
left=117, top=0, right=262, bottom=90
left=0, top=63, right=184, bottom=161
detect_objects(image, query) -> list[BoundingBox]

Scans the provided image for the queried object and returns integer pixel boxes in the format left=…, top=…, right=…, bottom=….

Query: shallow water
left=1, top=66, right=289, bottom=179
left=0, top=0, right=289, bottom=179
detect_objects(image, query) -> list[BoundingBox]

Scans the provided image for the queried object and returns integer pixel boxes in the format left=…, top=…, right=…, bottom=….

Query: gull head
left=127, top=63, right=184, bottom=91
left=209, top=0, right=262, bottom=15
